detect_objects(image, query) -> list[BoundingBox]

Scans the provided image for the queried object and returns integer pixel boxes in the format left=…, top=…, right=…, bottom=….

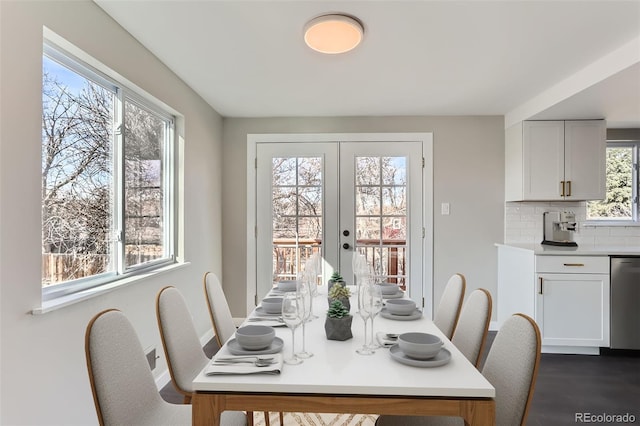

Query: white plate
left=379, top=307, right=422, bottom=321
left=254, top=307, right=281, bottom=316
left=389, top=345, right=451, bottom=367
left=382, top=290, right=405, bottom=299
left=227, top=337, right=284, bottom=355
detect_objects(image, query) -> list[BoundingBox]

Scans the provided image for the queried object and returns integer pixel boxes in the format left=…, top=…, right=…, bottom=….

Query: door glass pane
left=355, top=155, right=407, bottom=287
left=272, top=156, right=322, bottom=281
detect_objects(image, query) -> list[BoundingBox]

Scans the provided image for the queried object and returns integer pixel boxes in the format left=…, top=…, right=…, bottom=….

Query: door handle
left=342, top=243, right=350, bottom=250
left=342, top=230, right=350, bottom=237
left=560, top=181, right=565, bottom=197
left=539, top=277, right=543, bottom=295
left=566, top=180, right=572, bottom=197
left=563, top=263, right=584, bottom=267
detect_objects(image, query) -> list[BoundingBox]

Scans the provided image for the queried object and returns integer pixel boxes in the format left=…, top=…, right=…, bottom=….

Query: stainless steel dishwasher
left=610, top=256, right=640, bottom=350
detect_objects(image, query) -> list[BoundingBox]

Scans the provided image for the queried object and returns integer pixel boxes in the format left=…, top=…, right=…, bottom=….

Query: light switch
left=441, top=202, right=450, bottom=215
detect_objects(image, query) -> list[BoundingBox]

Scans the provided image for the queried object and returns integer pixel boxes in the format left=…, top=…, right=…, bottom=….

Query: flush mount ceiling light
left=304, top=14, right=364, bottom=54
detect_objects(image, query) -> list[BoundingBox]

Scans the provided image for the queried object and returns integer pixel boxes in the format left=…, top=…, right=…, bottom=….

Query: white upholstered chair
left=85, top=309, right=192, bottom=426
left=376, top=313, right=542, bottom=426
left=433, top=273, right=466, bottom=339
left=203, top=271, right=237, bottom=347
left=451, top=288, right=492, bottom=367
left=156, top=286, right=247, bottom=424
left=203, top=272, right=283, bottom=426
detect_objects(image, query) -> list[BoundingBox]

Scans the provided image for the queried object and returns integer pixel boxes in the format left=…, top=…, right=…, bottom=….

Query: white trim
left=32, top=262, right=190, bottom=314
left=247, top=133, right=434, bottom=318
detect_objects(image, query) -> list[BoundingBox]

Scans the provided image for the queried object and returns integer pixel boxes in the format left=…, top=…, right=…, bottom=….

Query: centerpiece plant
left=327, top=282, right=351, bottom=311
left=328, top=270, right=345, bottom=292
left=324, top=300, right=353, bottom=341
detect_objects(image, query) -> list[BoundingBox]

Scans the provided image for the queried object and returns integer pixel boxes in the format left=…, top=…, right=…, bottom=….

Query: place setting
left=206, top=325, right=284, bottom=375
left=388, top=332, right=452, bottom=368
left=249, top=296, right=288, bottom=326
left=379, top=298, right=423, bottom=321
left=376, top=282, right=405, bottom=299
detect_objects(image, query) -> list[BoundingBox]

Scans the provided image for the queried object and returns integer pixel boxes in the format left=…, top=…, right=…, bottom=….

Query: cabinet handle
left=560, top=181, right=565, bottom=197
left=566, top=180, right=572, bottom=197
left=539, top=277, right=543, bottom=294
left=563, top=263, right=585, bottom=267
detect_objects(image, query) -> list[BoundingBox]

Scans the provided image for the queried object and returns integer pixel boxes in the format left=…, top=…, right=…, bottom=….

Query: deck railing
left=272, top=238, right=406, bottom=287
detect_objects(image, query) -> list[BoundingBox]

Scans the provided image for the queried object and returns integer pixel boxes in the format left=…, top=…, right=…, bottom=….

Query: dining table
left=191, top=286, right=496, bottom=426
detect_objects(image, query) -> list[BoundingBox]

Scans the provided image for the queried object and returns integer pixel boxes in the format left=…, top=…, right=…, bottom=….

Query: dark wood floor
left=162, top=333, right=640, bottom=425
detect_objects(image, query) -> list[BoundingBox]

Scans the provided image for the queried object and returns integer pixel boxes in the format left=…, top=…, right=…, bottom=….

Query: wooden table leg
left=460, top=399, right=495, bottom=426
left=192, top=393, right=224, bottom=426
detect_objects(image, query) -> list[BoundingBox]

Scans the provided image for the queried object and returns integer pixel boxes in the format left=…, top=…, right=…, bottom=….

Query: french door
left=252, top=134, right=431, bottom=312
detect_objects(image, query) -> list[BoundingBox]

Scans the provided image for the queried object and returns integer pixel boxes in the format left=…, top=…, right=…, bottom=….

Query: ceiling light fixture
left=304, top=14, right=364, bottom=54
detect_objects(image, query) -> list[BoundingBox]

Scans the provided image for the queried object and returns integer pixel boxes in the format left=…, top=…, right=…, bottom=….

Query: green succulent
left=327, top=300, right=350, bottom=319
left=330, top=271, right=344, bottom=282
left=328, top=283, right=351, bottom=299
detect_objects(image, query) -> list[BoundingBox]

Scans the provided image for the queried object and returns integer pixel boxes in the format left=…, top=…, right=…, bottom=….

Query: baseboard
left=154, top=328, right=216, bottom=391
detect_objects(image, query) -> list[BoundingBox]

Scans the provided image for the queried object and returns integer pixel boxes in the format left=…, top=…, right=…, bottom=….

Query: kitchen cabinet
left=535, top=256, right=610, bottom=353
left=496, top=244, right=611, bottom=354
left=505, top=120, right=606, bottom=201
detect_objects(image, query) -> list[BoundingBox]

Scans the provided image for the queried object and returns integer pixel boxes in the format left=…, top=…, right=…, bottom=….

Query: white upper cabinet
left=505, top=120, right=606, bottom=201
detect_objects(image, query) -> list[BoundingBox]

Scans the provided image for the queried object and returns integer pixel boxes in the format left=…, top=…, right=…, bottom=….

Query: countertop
left=495, top=243, right=640, bottom=256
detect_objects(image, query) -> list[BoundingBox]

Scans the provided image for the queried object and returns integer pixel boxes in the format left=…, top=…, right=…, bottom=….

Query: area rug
left=254, top=412, right=378, bottom=426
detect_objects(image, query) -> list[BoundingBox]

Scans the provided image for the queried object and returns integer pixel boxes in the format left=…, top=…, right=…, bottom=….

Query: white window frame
left=41, top=40, right=177, bottom=302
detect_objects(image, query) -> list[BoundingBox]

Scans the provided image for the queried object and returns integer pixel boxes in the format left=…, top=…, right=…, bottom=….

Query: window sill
left=582, top=221, right=640, bottom=227
left=32, top=262, right=191, bottom=315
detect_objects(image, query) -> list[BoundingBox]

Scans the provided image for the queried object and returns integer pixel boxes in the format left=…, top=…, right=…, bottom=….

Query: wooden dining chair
left=450, top=288, right=492, bottom=367
left=85, top=309, right=192, bottom=426
left=375, top=313, right=541, bottom=426
left=433, top=273, right=466, bottom=339
left=156, top=286, right=248, bottom=424
left=203, top=272, right=284, bottom=426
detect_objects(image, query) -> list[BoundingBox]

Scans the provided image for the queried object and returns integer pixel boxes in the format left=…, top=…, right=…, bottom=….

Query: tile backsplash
left=505, top=202, right=640, bottom=246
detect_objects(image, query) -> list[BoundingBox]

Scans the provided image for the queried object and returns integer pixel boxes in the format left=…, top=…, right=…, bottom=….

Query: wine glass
left=281, top=292, right=304, bottom=365
left=296, top=280, right=314, bottom=359
left=367, top=283, right=383, bottom=350
left=356, top=281, right=374, bottom=355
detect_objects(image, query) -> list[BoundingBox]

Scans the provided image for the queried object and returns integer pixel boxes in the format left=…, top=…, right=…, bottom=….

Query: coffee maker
left=542, top=211, right=578, bottom=247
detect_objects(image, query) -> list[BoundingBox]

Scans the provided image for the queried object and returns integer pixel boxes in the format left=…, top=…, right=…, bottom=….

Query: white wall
left=0, top=2, right=224, bottom=424
left=221, top=116, right=505, bottom=320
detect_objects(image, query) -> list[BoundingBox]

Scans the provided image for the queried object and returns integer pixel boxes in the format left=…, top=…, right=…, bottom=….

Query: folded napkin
left=205, top=354, right=283, bottom=376
left=376, top=331, right=398, bottom=348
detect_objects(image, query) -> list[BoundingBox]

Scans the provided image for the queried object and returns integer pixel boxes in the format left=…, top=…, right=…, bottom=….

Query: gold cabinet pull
left=560, top=181, right=565, bottom=197
left=539, top=277, right=543, bottom=294
left=566, top=180, right=572, bottom=196
left=563, top=263, right=585, bottom=267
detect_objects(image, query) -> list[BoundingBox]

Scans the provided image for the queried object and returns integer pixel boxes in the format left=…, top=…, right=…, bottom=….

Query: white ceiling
left=95, top=1, right=640, bottom=128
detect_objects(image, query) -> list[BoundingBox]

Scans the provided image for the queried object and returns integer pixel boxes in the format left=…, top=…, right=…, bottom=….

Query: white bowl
left=277, top=280, right=298, bottom=292
left=261, top=297, right=283, bottom=314
left=235, top=325, right=276, bottom=351
left=376, top=283, right=399, bottom=295
left=385, top=299, right=416, bottom=315
left=398, top=332, right=443, bottom=360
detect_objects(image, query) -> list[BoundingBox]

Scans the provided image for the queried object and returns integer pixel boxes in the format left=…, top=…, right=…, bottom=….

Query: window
left=587, top=142, right=639, bottom=222
left=42, top=42, right=175, bottom=300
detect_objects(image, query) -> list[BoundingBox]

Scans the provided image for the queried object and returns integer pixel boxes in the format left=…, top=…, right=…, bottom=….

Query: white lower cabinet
left=535, top=256, right=610, bottom=354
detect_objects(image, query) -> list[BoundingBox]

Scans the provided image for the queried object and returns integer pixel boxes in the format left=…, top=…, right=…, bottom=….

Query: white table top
left=193, top=288, right=495, bottom=398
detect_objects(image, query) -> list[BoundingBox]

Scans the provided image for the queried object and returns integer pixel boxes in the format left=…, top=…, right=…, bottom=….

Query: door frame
left=246, top=133, right=434, bottom=317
